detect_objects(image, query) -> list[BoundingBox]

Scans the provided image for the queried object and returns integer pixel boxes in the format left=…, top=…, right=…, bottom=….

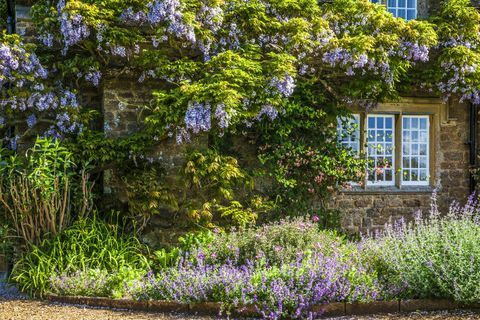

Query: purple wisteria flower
left=84, top=68, right=102, bottom=86
left=255, top=105, right=279, bottom=121
left=184, top=102, right=211, bottom=134
left=26, top=114, right=37, bottom=128
left=214, top=103, right=235, bottom=129
left=398, top=42, right=429, bottom=63
left=270, top=74, right=296, bottom=97
left=57, top=0, right=90, bottom=55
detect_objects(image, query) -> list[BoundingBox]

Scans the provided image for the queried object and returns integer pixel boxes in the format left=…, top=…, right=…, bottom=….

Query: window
left=337, top=114, right=360, bottom=154
left=367, top=115, right=395, bottom=186
left=337, top=112, right=432, bottom=188
left=388, top=0, right=416, bottom=20
left=370, top=0, right=417, bottom=21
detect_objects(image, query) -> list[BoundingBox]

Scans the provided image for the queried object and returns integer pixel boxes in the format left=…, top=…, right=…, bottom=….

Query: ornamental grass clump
left=368, top=191, right=480, bottom=303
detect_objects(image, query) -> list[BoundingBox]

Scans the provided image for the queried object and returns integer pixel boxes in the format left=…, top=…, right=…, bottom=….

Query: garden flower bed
left=9, top=192, right=480, bottom=319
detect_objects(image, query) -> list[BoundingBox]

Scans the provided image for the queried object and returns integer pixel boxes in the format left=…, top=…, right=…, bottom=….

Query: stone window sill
left=341, top=185, right=434, bottom=195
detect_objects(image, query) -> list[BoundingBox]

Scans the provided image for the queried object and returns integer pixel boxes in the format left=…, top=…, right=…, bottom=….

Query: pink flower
left=312, top=215, right=320, bottom=222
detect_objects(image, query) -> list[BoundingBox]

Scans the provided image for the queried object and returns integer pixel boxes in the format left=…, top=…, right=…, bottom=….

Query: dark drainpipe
left=6, top=0, right=15, bottom=34
left=469, top=102, right=477, bottom=194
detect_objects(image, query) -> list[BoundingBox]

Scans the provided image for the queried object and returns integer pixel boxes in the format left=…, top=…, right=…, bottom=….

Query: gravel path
left=1, top=299, right=480, bottom=320
left=0, top=299, right=217, bottom=320
left=330, top=310, right=480, bottom=320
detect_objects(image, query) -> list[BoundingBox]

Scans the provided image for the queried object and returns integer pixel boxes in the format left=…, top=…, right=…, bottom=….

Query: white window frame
left=401, top=115, right=430, bottom=186
left=366, top=114, right=396, bottom=186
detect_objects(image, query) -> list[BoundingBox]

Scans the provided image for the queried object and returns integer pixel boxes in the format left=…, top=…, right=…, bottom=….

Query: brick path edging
left=45, top=295, right=480, bottom=318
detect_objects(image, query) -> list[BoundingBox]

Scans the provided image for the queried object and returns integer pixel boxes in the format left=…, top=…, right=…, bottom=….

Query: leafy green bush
left=11, top=217, right=149, bottom=297
left=192, top=217, right=343, bottom=266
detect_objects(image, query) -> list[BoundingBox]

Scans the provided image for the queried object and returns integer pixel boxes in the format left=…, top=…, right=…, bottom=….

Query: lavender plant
left=367, top=191, right=480, bottom=303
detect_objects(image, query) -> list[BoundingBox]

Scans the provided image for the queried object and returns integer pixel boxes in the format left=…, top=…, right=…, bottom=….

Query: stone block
left=403, top=199, right=421, bottom=207
left=346, top=301, right=399, bottom=315
left=400, top=299, right=460, bottom=312
left=189, top=302, right=222, bottom=315
left=149, top=300, right=189, bottom=313
left=355, top=198, right=373, bottom=207
left=311, top=302, right=345, bottom=317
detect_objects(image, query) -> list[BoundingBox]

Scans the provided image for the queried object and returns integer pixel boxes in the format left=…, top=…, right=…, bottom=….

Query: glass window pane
left=403, top=118, right=410, bottom=129
left=420, top=118, right=427, bottom=129
left=386, top=130, right=393, bottom=142
left=419, top=170, right=428, bottom=181
left=419, top=144, right=427, bottom=155
left=386, top=117, right=393, bottom=129
left=412, top=131, right=419, bottom=142
left=407, top=9, right=416, bottom=20
left=337, top=115, right=360, bottom=155
left=397, top=9, right=406, bottom=18
left=412, top=144, right=419, bottom=155
left=377, top=117, right=384, bottom=129
left=398, top=0, right=406, bottom=7
left=412, top=118, right=418, bottom=129
left=388, top=0, right=396, bottom=6
left=407, top=0, right=415, bottom=7
left=420, top=157, right=427, bottom=168
left=388, top=8, right=396, bottom=15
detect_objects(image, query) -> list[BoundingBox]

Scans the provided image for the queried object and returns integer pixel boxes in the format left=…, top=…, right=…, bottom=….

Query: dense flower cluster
left=0, top=41, right=48, bottom=87
left=397, top=42, right=430, bottom=63
left=57, top=0, right=90, bottom=55
left=269, top=74, right=296, bottom=97
left=184, top=102, right=211, bottom=134
left=438, top=61, right=480, bottom=104
left=255, top=105, right=279, bottom=121
left=214, top=103, right=235, bottom=129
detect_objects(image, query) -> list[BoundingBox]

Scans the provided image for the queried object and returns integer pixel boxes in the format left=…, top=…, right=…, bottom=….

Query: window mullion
left=360, top=113, right=367, bottom=189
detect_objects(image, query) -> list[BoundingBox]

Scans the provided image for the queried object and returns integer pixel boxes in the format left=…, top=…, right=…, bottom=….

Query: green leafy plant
left=122, top=165, right=178, bottom=233
left=11, top=216, right=149, bottom=297
left=182, top=149, right=272, bottom=227
left=0, top=138, right=94, bottom=247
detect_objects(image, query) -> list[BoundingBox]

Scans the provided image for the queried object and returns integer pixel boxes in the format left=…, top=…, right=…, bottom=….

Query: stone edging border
left=45, top=295, right=480, bottom=318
